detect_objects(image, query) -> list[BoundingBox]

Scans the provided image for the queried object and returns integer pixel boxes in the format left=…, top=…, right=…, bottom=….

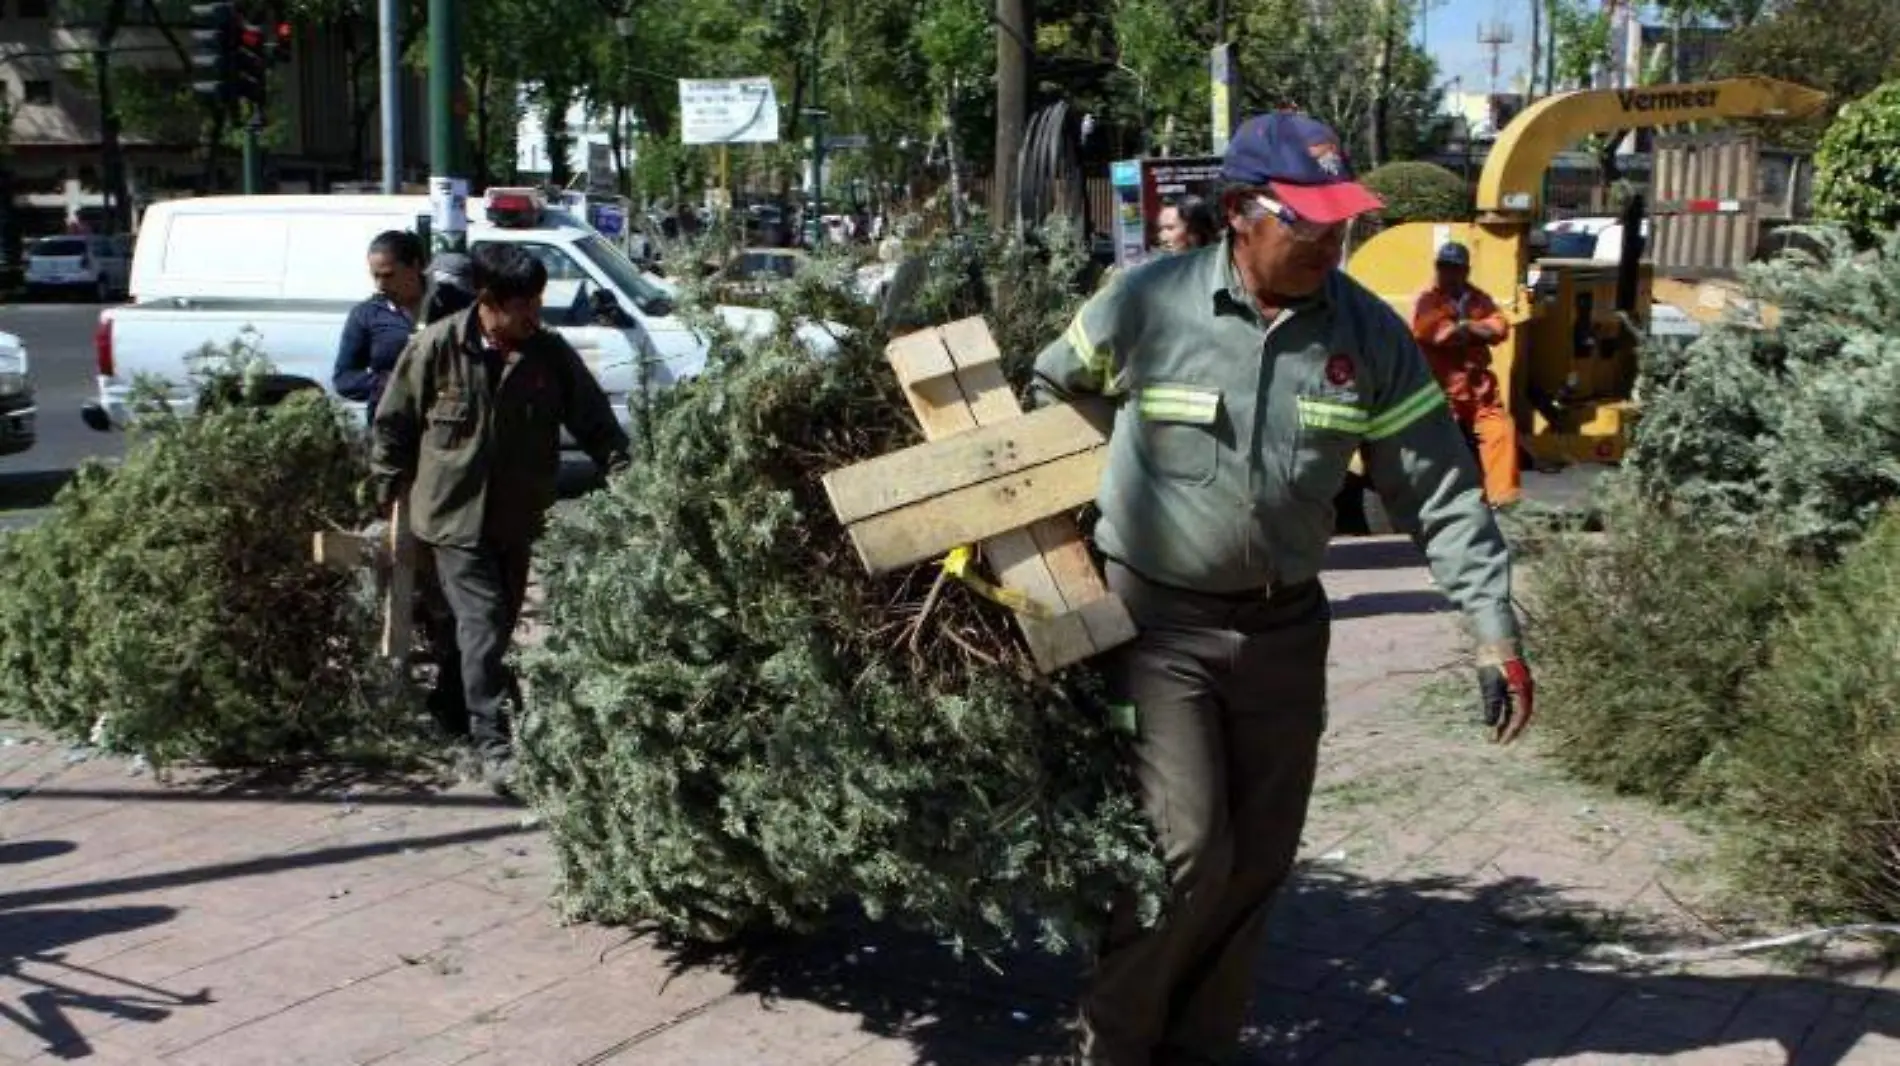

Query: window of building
left=22, top=80, right=54, bottom=106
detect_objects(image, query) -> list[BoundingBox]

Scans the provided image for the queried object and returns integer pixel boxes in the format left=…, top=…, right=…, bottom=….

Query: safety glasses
left=1241, top=193, right=1349, bottom=243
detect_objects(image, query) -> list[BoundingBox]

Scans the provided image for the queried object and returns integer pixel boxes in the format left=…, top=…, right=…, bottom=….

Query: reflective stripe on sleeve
left=1137, top=385, right=1221, bottom=425
left=1364, top=382, right=1447, bottom=440
left=1296, top=397, right=1370, bottom=434
left=1065, top=316, right=1125, bottom=396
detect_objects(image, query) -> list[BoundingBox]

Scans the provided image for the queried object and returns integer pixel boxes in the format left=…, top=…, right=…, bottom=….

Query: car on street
left=84, top=189, right=840, bottom=439
left=0, top=329, right=35, bottom=456
left=709, top=247, right=809, bottom=302
left=23, top=234, right=131, bottom=302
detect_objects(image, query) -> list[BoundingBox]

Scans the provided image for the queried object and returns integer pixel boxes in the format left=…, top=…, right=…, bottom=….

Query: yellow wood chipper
left=1339, top=76, right=1830, bottom=517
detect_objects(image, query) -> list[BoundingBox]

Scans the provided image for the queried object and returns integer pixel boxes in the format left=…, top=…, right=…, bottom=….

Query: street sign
left=586, top=143, right=615, bottom=193
left=679, top=77, right=781, bottom=145
left=1210, top=43, right=1239, bottom=154
left=825, top=134, right=871, bottom=150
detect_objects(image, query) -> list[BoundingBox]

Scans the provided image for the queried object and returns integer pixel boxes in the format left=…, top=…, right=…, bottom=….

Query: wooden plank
left=845, top=450, right=1106, bottom=575
left=937, top=318, right=1022, bottom=426
left=886, top=329, right=957, bottom=388
left=1073, top=594, right=1141, bottom=652
left=867, top=318, right=1136, bottom=673
left=903, top=375, right=980, bottom=439
left=937, top=319, right=1133, bottom=652
left=1027, top=516, right=1101, bottom=612
left=822, top=403, right=1106, bottom=525
left=381, top=501, right=417, bottom=660
left=1017, top=606, right=1100, bottom=675
left=929, top=319, right=1097, bottom=662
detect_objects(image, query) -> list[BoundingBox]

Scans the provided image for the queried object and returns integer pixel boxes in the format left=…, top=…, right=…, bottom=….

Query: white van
left=84, top=190, right=826, bottom=433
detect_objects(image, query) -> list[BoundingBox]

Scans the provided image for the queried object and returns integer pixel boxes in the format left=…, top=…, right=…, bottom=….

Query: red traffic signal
left=239, top=26, right=263, bottom=48
left=270, top=21, right=293, bottom=64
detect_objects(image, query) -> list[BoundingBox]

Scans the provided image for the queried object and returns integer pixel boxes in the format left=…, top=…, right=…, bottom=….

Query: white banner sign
left=678, top=77, right=781, bottom=145
left=586, top=143, right=616, bottom=192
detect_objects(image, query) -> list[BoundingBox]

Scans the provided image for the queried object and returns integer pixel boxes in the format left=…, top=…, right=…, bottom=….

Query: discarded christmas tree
left=1624, top=226, right=1900, bottom=559
left=515, top=232, right=1163, bottom=953
left=0, top=342, right=399, bottom=766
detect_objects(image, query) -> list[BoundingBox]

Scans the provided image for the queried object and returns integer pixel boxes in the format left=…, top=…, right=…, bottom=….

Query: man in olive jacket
left=372, top=242, right=631, bottom=791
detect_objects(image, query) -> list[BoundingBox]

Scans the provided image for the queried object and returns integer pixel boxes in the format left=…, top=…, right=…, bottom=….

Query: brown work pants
left=1081, top=562, right=1329, bottom=1066
left=1455, top=400, right=1521, bottom=507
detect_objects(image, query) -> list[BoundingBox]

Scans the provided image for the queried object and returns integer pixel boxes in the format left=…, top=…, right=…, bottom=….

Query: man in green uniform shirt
left=1031, top=112, right=1535, bottom=1065
left=372, top=243, right=631, bottom=794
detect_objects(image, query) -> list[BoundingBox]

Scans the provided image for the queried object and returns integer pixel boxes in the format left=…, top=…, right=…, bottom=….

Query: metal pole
left=427, top=0, right=465, bottom=252
left=808, top=9, right=826, bottom=248
left=379, top=0, right=401, bottom=193
left=993, top=0, right=1028, bottom=229
left=242, top=105, right=263, bottom=194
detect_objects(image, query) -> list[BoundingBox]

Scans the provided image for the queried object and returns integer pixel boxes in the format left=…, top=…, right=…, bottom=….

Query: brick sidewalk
left=2, top=537, right=1894, bottom=1066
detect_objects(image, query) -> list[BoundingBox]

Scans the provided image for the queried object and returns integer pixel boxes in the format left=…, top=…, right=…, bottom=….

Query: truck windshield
left=33, top=238, right=87, bottom=257
left=574, top=234, right=670, bottom=312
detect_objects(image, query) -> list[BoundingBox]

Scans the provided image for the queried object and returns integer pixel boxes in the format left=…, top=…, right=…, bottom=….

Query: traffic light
left=268, top=20, right=293, bottom=65
left=234, top=17, right=269, bottom=108
left=188, top=2, right=238, bottom=107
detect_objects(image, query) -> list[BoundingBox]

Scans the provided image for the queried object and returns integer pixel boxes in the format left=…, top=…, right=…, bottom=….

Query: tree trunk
left=1545, top=5, right=1556, bottom=90
left=610, top=101, right=629, bottom=197
left=1670, top=10, right=1684, bottom=82
left=201, top=110, right=226, bottom=192
left=342, top=20, right=370, bottom=181
left=473, top=66, right=494, bottom=191
left=544, top=83, right=574, bottom=187
left=992, top=0, right=1030, bottom=230
left=96, top=0, right=132, bottom=233
left=1370, top=0, right=1394, bottom=166
left=1529, top=0, right=1543, bottom=97
left=943, top=82, right=965, bottom=231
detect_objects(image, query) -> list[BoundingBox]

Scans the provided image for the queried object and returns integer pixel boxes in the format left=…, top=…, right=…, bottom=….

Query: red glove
left=1478, top=657, right=1535, bottom=744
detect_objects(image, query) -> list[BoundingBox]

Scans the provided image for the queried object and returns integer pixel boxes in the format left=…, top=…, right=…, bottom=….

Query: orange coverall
left=1411, top=285, right=1521, bottom=506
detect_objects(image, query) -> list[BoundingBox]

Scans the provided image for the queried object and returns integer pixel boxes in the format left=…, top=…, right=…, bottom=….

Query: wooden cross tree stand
left=311, top=501, right=419, bottom=661
left=822, top=317, right=1136, bottom=673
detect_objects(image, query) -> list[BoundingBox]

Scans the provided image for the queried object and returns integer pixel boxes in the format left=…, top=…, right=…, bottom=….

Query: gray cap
left=1435, top=241, right=1470, bottom=267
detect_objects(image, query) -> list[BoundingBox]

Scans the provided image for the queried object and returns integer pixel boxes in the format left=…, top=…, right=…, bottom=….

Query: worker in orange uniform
left=1412, top=241, right=1520, bottom=507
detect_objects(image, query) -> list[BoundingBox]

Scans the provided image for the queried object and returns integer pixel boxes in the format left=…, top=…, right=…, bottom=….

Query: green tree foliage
left=1623, top=227, right=1900, bottom=557
left=1236, top=0, right=1444, bottom=167
left=1529, top=215, right=1900, bottom=922
left=1109, top=0, right=1217, bottom=155
left=1814, top=81, right=1900, bottom=245
left=1721, top=508, right=1900, bottom=921
left=1359, top=161, right=1469, bottom=227
left=1523, top=488, right=1813, bottom=804
left=1718, top=0, right=1900, bottom=135
left=0, top=345, right=396, bottom=767
left=515, top=228, right=1163, bottom=951
left=1548, top=0, right=1614, bottom=89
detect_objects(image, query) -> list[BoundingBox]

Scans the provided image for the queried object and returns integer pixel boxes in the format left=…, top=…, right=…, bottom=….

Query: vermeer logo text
left=1616, top=88, right=1719, bottom=112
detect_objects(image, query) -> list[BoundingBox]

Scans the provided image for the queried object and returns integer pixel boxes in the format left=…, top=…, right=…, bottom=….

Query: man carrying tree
left=1029, top=111, right=1534, bottom=1065
left=371, top=243, right=631, bottom=795
left=1411, top=241, right=1521, bottom=507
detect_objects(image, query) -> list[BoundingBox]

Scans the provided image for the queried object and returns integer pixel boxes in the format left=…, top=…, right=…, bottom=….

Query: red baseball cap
left=1221, top=112, right=1384, bottom=225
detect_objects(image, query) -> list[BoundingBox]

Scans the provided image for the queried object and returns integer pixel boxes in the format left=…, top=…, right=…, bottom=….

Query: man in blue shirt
left=333, top=230, right=426, bottom=416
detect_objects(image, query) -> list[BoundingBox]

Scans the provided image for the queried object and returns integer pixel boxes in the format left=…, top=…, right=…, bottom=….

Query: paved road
left=0, top=300, right=123, bottom=531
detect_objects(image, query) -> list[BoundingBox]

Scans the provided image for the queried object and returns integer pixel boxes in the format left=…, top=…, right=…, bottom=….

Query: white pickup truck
left=82, top=189, right=828, bottom=434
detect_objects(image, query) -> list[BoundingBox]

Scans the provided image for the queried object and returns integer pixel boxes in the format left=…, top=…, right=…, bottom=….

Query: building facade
left=2, top=0, right=430, bottom=239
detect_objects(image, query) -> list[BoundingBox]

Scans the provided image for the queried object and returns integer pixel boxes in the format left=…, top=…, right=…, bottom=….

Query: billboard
left=1110, top=157, right=1226, bottom=269
left=678, top=78, right=781, bottom=145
